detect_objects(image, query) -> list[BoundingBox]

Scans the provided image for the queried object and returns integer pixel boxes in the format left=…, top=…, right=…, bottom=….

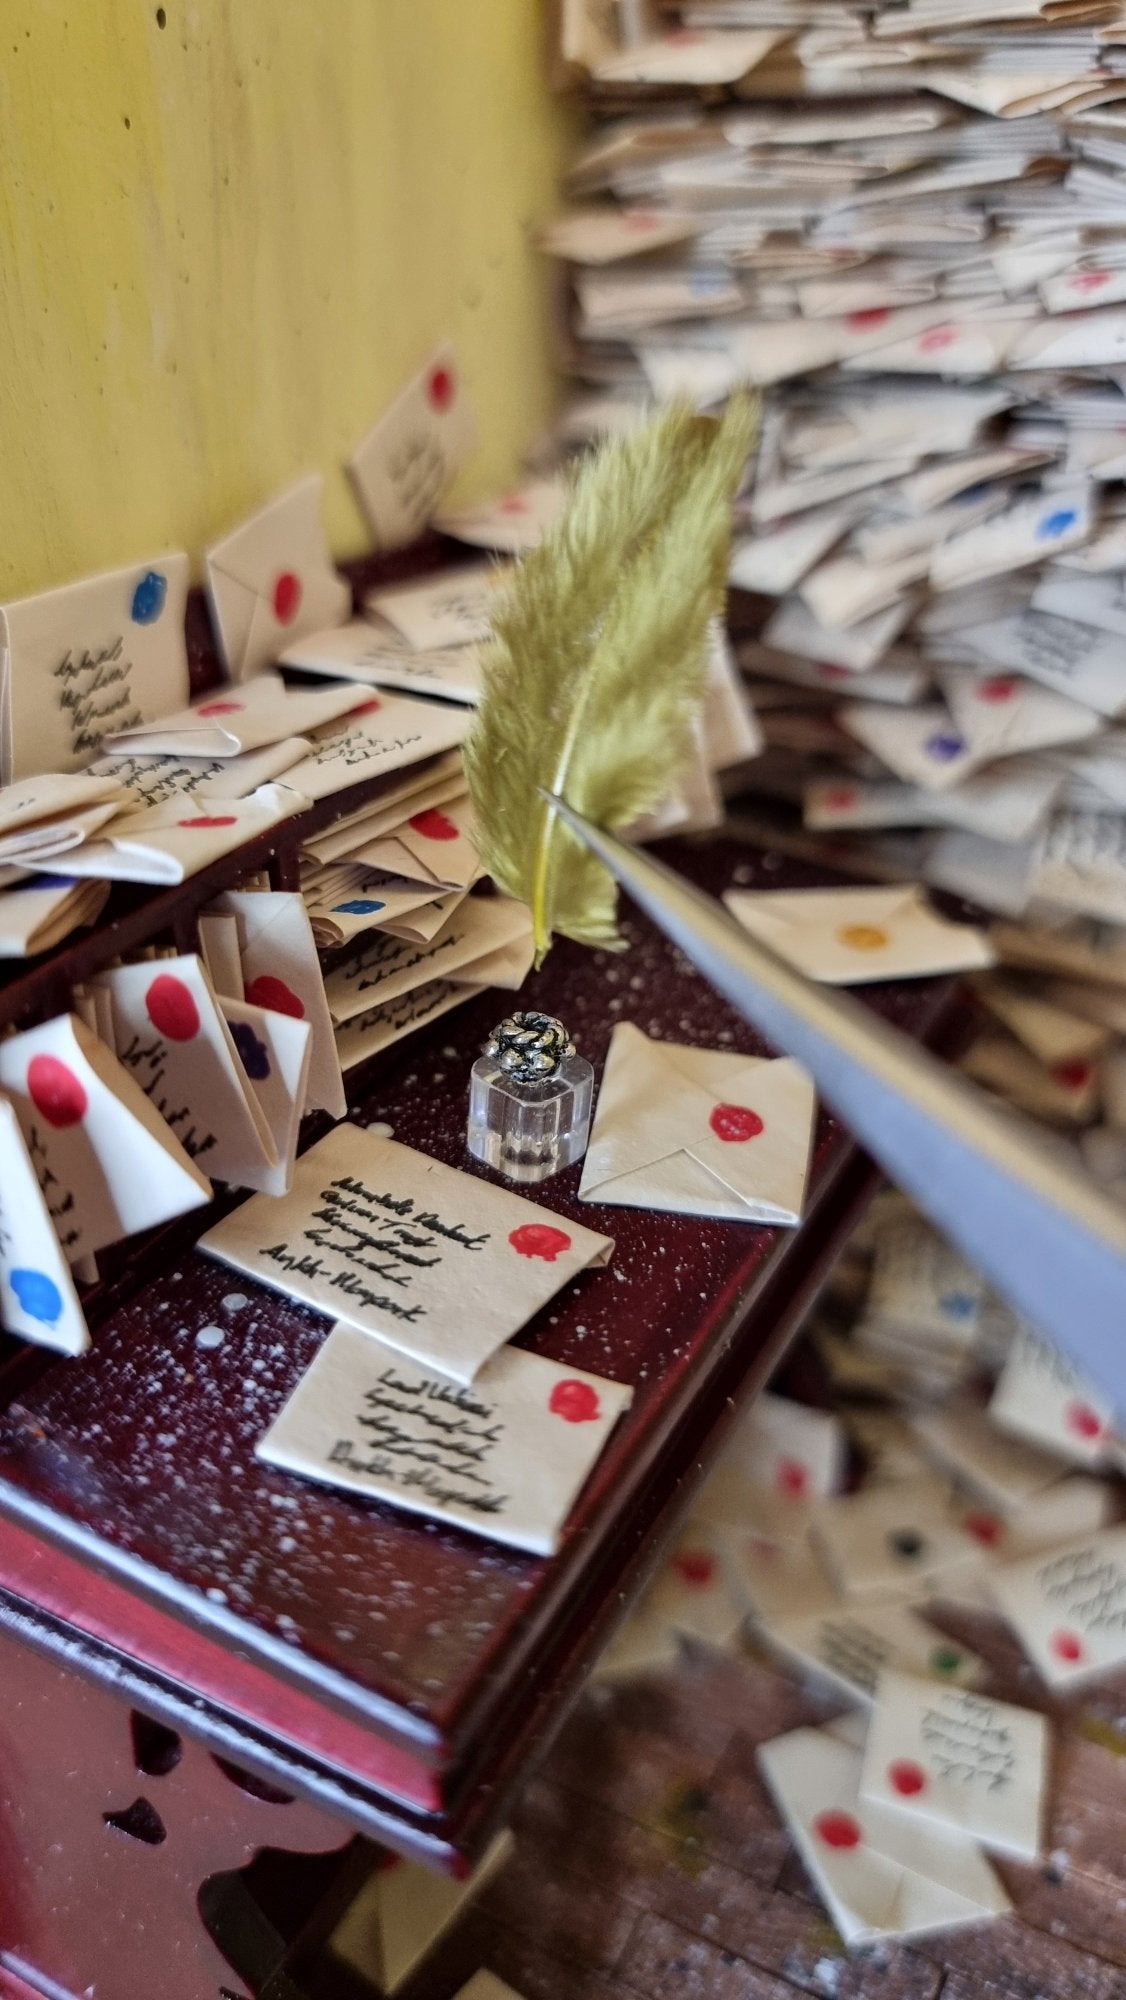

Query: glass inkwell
left=467, top=1010, right=594, bottom=1184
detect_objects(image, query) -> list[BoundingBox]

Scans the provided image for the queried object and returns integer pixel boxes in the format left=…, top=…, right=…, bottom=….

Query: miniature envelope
left=964, top=1031, right=1101, bottom=1125
left=801, top=550, right=930, bottom=632
left=535, top=205, right=702, bottom=264
left=104, top=670, right=367, bottom=759
left=325, top=896, right=532, bottom=1025
left=277, top=695, right=470, bottom=804
left=758, top=1726, right=1010, bottom=1945
left=577, top=1023, right=815, bottom=1226
left=205, top=475, right=351, bottom=683
left=333, top=978, right=473, bottom=1071
left=48, top=785, right=301, bottom=885
left=88, top=739, right=310, bottom=812
left=764, top=595, right=912, bottom=675
left=911, top=1401, right=1077, bottom=1512
left=0, top=552, right=190, bottom=783
left=200, top=1126, right=614, bottom=1382
left=0, top=1096, right=90, bottom=1356
left=973, top=975, right=1110, bottom=1068
left=990, top=1324, right=1114, bottom=1469
left=640, top=1521, right=747, bottom=1651
left=364, top=564, right=509, bottom=652
left=729, top=504, right=855, bottom=596
left=221, top=997, right=311, bottom=1198
left=331, top=1835, right=513, bottom=1996
left=257, top=1318, right=631, bottom=1555
left=811, top=1480, right=986, bottom=1604
left=307, top=875, right=458, bottom=951
left=724, top=885, right=994, bottom=985
left=593, top=26, right=782, bottom=86
left=0, top=796, right=122, bottom=866
left=965, top=612, right=1126, bottom=721
left=702, top=624, right=762, bottom=768
left=302, top=755, right=466, bottom=862
left=860, top=1672, right=1047, bottom=1862
left=939, top=667, right=1101, bottom=763
left=727, top=1390, right=846, bottom=1501
left=0, top=771, right=128, bottom=863
left=279, top=622, right=483, bottom=705
left=722, top=1524, right=837, bottom=1628
left=348, top=345, right=477, bottom=551
left=0, top=876, right=110, bottom=959
left=93, top=955, right=281, bottom=1191
left=211, top=888, right=346, bottom=1122
left=930, top=488, right=1091, bottom=593
left=766, top=1598, right=984, bottom=1706
left=839, top=702, right=980, bottom=794
left=433, top=478, right=565, bottom=554
left=0, top=1012, right=211, bottom=1260
left=990, top=1525, right=1126, bottom=1687
left=452, top=1977, right=523, bottom=2000
left=353, top=793, right=479, bottom=890
left=1010, top=307, right=1126, bottom=371
left=196, top=911, right=244, bottom=1000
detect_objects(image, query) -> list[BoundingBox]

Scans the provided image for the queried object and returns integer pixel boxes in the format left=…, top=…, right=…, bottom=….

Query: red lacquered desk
left=0, top=824, right=968, bottom=1999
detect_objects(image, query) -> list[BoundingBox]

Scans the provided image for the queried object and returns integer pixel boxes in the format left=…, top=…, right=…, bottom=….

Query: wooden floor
left=405, top=1605, right=1126, bottom=2000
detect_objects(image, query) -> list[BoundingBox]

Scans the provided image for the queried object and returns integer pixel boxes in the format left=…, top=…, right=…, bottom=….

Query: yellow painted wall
left=0, top=1, right=572, bottom=598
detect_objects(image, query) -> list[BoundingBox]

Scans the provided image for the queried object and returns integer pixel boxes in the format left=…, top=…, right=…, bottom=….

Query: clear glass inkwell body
left=467, top=1010, right=593, bottom=1184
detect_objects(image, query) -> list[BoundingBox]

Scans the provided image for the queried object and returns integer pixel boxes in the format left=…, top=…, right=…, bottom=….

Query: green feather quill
left=464, top=395, right=757, bottom=965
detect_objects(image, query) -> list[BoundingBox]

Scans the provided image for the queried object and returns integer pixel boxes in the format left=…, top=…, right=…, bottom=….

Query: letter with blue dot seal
left=0, top=1098, right=90, bottom=1354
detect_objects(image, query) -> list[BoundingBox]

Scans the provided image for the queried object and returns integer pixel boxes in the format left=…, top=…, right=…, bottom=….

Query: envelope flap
left=581, top=1023, right=710, bottom=1183
left=686, top=1057, right=817, bottom=1209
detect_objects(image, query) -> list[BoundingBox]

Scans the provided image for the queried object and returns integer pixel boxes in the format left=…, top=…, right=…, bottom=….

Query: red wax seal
left=499, top=494, right=529, bottom=514
left=814, top=1811, right=861, bottom=1850
left=27, top=1054, right=87, bottom=1128
left=177, top=815, right=238, bottom=829
left=244, top=975, right=306, bottom=1020
left=273, top=571, right=302, bottom=623
left=964, top=1511, right=1003, bottom=1547
left=1051, top=1630, right=1084, bottom=1663
left=919, top=326, right=957, bottom=352
left=1066, top=1401, right=1103, bottom=1440
left=776, top=1457, right=808, bottom=1498
left=145, top=974, right=201, bottom=1042
left=623, top=211, right=661, bottom=231
left=549, top=1379, right=601, bottom=1424
left=674, top=1549, right=716, bottom=1587
left=508, top=1222, right=572, bottom=1262
left=1075, top=269, right=1111, bottom=292
left=823, top=787, right=858, bottom=810
left=846, top=308, right=889, bottom=330
left=709, top=1103, right=765, bottom=1143
left=889, top=1760, right=926, bottom=1797
left=427, top=365, right=455, bottom=410
left=197, top=699, right=244, bottom=716
left=408, top=808, right=458, bottom=841
left=1052, top=1061, right=1091, bottom=1092
left=977, top=676, right=1018, bottom=703
left=817, top=663, right=851, bottom=679
left=352, top=697, right=383, bottom=715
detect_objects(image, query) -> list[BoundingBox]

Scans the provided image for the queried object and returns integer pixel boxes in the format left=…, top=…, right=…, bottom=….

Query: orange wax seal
left=837, top=923, right=890, bottom=951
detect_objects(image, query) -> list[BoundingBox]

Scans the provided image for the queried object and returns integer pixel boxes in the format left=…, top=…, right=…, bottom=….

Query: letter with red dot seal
left=989, top=1323, right=1114, bottom=1470
left=202, top=473, right=350, bottom=682
left=990, top=1524, right=1126, bottom=1689
left=859, top=1672, right=1047, bottom=1861
left=256, top=1319, right=630, bottom=1555
left=348, top=343, right=477, bottom=551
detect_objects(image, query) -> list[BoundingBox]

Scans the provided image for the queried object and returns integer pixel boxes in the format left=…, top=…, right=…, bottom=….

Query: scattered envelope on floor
left=324, top=896, right=532, bottom=1025
left=811, top=1480, right=984, bottom=1604
left=93, top=954, right=282, bottom=1192
left=766, top=1597, right=984, bottom=1706
left=279, top=622, right=484, bottom=704
left=758, top=1725, right=1011, bottom=1945
left=211, top=888, right=346, bottom=1122
left=365, top=563, right=509, bottom=652
left=0, top=1012, right=211, bottom=1260
left=724, top=885, right=994, bottom=985
left=859, top=1672, right=1047, bottom=1862
left=911, top=1401, right=1068, bottom=1511
left=220, top=995, right=312, bottom=1199
left=989, top=1323, right=1114, bottom=1469
left=722, top=1523, right=837, bottom=1627
left=640, top=1520, right=748, bottom=1651
left=433, top=477, right=565, bottom=554
left=1, top=553, right=190, bottom=782
left=0, top=1096, right=90, bottom=1356
left=205, top=475, right=351, bottom=683
left=103, top=670, right=367, bottom=759
left=990, top=1524, right=1126, bottom=1688
left=257, top=1319, right=632, bottom=1555
left=725, top=1390, right=846, bottom=1501
left=277, top=695, right=470, bottom=803
left=330, top=1834, right=513, bottom=1996
left=201, top=1125, right=614, bottom=1382
left=0, top=876, right=110, bottom=959
left=348, top=345, right=477, bottom=551
left=577, top=1022, right=816, bottom=1225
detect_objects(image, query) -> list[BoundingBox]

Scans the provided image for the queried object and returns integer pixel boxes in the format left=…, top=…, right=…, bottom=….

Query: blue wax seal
left=333, top=898, right=386, bottom=915
left=131, top=569, right=168, bottom=624
left=230, top=1021, right=271, bottom=1081
left=1036, top=508, right=1078, bottom=542
left=925, top=731, right=965, bottom=762
left=939, top=1290, right=977, bottom=1320
left=10, top=1268, right=63, bottom=1324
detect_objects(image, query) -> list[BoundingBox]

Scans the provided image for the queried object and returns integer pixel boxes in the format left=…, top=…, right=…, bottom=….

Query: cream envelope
left=721, top=1523, right=837, bottom=1628
left=1030, top=809, right=1126, bottom=926
left=104, top=670, right=367, bottom=759
left=196, top=911, right=244, bottom=1000
left=758, top=1727, right=1010, bottom=1945
left=593, top=27, right=781, bottom=86
left=729, top=503, right=856, bottom=596
left=330, top=1834, right=512, bottom=1996
left=278, top=694, right=470, bottom=804
left=1010, top=307, right=1126, bottom=370
left=307, top=874, right=456, bottom=949
left=257, top=1319, right=631, bottom=1555
left=302, top=756, right=466, bottom=862
left=433, top=478, right=566, bottom=554
left=640, top=1520, right=747, bottom=1651
left=351, top=792, right=479, bottom=889
left=0, top=797, right=121, bottom=865
left=325, top=896, right=532, bottom=1025
left=211, top=888, right=346, bottom=1122
left=49, top=785, right=301, bottom=885
left=939, top=665, right=1101, bottom=762
left=859, top=1672, right=1047, bottom=1862
left=1, top=552, right=190, bottom=783
left=0, top=1012, right=211, bottom=1259
left=205, top=475, right=351, bottom=683
left=333, top=977, right=473, bottom=1071
left=89, top=738, right=311, bottom=812
left=727, top=1389, right=846, bottom=1501
left=364, top=563, right=509, bottom=652
left=990, top=1323, right=1115, bottom=1468
left=964, top=612, right=1126, bottom=720
left=577, top=1022, right=815, bottom=1226
left=724, top=885, right=994, bottom=985
left=279, top=621, right=483, bottom=705
left=973, top=975, right=1110, bottom=1068
left=963, top=1032, right=1100, bottom=1126
left=453, top=1978, right=523, bottom=2000
left=930, top=488, right=1091, bottom=592
left=201, top=1125, right=614, bottom=1382
left=0, top=876, right=110, bottom=959
left=0, top=771, right=128, bottom=863
left=766, top=1598, right=984, bottom=1706
left=93, top=954, right=281, bottom=1191
left=811, top=1482, right=986, bottom=1605
left=990, top=1525, right=1126, bottom=1687
left=0, top=1096, right=90, bottom=1356
left=348, top=344, right=477, bottom=551
left=764, top=596, right=912, bottom=674
left=801, top=549, right=930, bottom=631
left=842, top=318, right=1022, bottom=378
left=535, top=204, right=702, bottom=264
left=911, top=1402, right=1066, bottom=1511
left=220, top=996, right=312, bottom=1198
